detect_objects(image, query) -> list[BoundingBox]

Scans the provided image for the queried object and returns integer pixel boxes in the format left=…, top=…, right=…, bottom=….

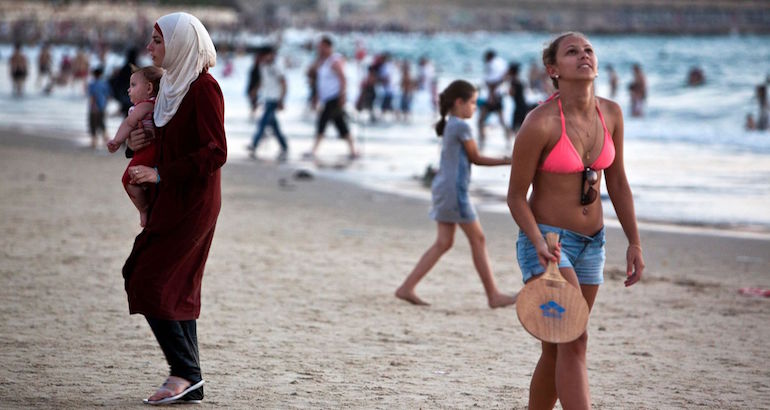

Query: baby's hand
left=107, top=140, right=120, bottom=153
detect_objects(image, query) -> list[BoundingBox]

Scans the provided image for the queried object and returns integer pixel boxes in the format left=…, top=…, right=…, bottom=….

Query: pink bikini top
left=539, top=98, right=615, bottom=173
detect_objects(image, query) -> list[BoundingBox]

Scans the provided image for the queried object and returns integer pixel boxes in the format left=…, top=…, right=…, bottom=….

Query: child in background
left=396, top=79, right=517, bottom=308
left=107, top=65, right=163, bottom=227
left=86, top=66, right=111, bottom=149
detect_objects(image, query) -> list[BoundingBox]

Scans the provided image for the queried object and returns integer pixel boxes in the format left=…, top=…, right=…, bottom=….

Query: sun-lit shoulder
left=597, top=96, right=622, bottom=118
left=516, top=100, right=560, bottom=143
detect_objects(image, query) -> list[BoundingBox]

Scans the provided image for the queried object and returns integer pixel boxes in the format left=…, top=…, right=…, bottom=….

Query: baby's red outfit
left=121, top=98, right=158, bottom=187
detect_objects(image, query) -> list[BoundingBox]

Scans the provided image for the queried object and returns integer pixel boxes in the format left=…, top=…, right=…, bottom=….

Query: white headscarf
left=153, top=12, right=217, bottom=127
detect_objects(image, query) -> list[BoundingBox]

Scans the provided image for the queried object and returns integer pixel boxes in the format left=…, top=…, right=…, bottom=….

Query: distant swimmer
left=756, top=84, right=768, bottom=130
left=629, top=63, right=647, bottom=117
left=606, top=63, right=618, bottom=98
left=687, top=66, right=705, bottom=86
left=9, top=43, right=29, bottom=97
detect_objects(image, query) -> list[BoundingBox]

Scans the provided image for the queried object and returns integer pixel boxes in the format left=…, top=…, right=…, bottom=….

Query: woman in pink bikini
left=507, top=32, right=645, bottom=409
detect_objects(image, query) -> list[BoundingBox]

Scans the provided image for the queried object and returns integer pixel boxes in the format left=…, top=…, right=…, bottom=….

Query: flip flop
left=143, top=379, right=205, bottom=405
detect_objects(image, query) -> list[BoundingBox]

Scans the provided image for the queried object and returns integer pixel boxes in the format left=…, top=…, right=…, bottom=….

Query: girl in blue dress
left=396, top=80, right=517, bottom=308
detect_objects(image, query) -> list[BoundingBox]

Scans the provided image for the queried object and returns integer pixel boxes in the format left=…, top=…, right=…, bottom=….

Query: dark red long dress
left=123, top=72, right=227, bottom=320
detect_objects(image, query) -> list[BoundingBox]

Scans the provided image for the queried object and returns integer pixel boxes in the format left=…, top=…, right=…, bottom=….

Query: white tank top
left=317, top=53, right=343, bottom=103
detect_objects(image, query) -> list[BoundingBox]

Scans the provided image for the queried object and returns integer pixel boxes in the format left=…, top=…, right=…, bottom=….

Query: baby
left=107, top=65, right=163, bottom=227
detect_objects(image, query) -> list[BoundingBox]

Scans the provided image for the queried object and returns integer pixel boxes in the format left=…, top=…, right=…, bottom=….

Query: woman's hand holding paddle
left=536, top=240, right=561, bottom=270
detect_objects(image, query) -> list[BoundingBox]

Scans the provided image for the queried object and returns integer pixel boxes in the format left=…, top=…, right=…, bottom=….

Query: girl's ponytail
left=434, top=79, right=476, bottom=137
left=435, top=92, right=449, bottom=136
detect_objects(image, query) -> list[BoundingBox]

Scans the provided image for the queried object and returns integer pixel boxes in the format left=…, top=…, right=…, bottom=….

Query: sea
left=1, top=31, right=769, bottom=237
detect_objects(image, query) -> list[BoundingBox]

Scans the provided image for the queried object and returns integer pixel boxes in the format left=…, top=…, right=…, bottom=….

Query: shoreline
left=4, top=124, right=770, bottom=241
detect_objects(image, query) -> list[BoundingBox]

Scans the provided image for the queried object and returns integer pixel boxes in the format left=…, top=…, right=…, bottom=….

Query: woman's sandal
left=143, top=376, right=205, bottom=405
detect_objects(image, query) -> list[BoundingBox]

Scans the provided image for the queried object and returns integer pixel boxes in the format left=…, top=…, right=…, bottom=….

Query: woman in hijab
left=122, top=12, right=226, bottom=405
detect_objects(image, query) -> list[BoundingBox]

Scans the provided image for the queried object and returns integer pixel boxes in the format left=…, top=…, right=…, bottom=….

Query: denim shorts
left=517, top=224, right=606, bottom=285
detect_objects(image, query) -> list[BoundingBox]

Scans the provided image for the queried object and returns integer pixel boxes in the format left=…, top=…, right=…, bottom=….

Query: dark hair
left=508, top=62, right=520, bottom=76
left=126, top=47, right=138, bottom=64
left=320, top=35, right=333, bottom=47
left=92, top=66, right=104, bottom=78
left=542, top=31, right=587, bottom=90
left=132, top=65, right=164, bottom=97
left=435, top=80, right=476, bottom=136
left=484, top=49, right=496, bottom=62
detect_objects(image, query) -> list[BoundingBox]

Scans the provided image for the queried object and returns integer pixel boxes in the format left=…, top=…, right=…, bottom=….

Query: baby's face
left=128, top=72, right=151, bottom=105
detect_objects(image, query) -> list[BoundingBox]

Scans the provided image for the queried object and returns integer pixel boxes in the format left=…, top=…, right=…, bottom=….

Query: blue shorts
left=517, top=224, right=606, bottom=285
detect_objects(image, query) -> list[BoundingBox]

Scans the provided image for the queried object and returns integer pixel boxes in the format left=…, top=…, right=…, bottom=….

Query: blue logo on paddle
left=540, top=300, right=566, bottom=319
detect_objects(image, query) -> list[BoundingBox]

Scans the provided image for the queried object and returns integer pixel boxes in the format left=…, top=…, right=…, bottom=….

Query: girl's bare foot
left=395, top=287, right=430, bottom=306
left=488, top=291, right=517, bottom=309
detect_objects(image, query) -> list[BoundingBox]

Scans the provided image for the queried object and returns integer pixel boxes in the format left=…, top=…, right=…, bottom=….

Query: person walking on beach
left=478, top=50, right=511, bottom=148
left=109, top=48, right=139, bottom=117
left=246, top=46, right=289, bottom=161
left=122, top=12, right=226, bottom=405
left=355, top=64, right=378, bottom=123
left=417, top=56, right=437, bottom=114
left=72, top=46, right=90, bottom=94
left=86, top=66, right=112, bottom=149
left=305, top=35, right=357, bottom=159
left=9, top=43, right=29, bottom=97
left=376, top=53, right=397, bottom=121
left=755, top=84, right=768, bottom=131
left=629, top=63, right=646, bottom=117
left=507, top=32, right=645, bottom=409
left=398, top=59, right=416, bottom=123
left=106, top=65, right=162, bottom=227
left=606, top=64, right=618, bottom=99
left=507, top=62, right=532, bottom=135
left=396, top=80, right=517, bottom=309
left=37, top=43, right=53, bottom=91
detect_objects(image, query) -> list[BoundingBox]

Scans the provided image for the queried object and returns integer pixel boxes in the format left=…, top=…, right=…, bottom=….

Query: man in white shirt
left=306, top=35, right=357, bottom=159
left=247, top=46, right=288, bottom=161
left=478, top=49, right=511, bottom=148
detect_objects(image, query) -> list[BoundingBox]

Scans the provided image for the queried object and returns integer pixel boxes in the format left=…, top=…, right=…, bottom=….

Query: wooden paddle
left=516, top=232, right=589, bottom=343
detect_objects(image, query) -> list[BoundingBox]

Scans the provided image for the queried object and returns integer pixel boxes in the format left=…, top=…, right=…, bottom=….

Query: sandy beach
left=0, top=128, right=769, bottom=409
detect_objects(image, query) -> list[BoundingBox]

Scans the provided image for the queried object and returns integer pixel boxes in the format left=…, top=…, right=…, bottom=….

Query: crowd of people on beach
left=7, top=33, right=769, bottom=161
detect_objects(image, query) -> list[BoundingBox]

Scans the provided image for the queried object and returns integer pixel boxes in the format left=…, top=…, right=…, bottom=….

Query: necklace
left=564, top=100, right=599, bottom=161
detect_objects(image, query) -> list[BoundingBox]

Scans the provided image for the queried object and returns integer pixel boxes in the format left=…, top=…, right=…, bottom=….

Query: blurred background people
left=398, top=59, right=416, bottom=123
left=109, top=48, right=139, bottom=117
left=36, top=43, right=52, bottom=91
left=478, top=49, right=510, bottom=148
left=606, top=63, right=618, bottom=99
left=305, top=35, right=357, bottom=159
left=247, top=46, right=289, bottom=161
left=687, top=66, right=705, bottom=86
left=10, top=43, right=29, bottom=97
left=507, top=62, right=533, bottom=136
left=629, top=63, right=647, bottom=117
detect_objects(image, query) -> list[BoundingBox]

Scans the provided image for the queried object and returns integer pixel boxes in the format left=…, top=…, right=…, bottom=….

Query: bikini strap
left=595, top=100, right=610, bottom=136
left=557, top=98, right=566, bottom=132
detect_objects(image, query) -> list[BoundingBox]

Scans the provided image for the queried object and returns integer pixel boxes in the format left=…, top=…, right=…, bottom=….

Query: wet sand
left=0, top=129, right=768, bottom=409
